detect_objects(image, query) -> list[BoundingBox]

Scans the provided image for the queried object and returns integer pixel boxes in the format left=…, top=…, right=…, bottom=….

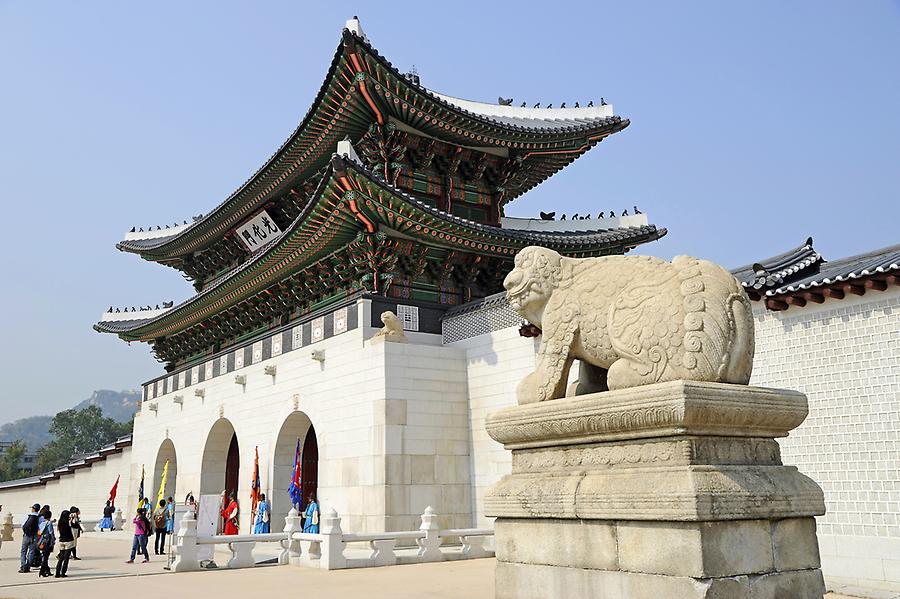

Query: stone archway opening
left=152, top=438, right=178, bottom=507
left=272, top=411, right=318, bottom=532
left=200, top=418, right=239, bottom=499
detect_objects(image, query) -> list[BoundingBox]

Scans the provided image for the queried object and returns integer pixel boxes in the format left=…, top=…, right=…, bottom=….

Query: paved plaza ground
left=0, top=531, right=878, bottom=599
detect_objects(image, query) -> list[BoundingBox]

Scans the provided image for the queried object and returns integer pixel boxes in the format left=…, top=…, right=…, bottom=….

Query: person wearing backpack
left=18, top=503, right=41, bottom=573
left=36, top=508, right=56, bottom=577
left=152, top=499, right=168, bottom=555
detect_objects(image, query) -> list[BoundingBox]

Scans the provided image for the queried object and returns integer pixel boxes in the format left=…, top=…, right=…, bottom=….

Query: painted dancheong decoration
left=503, top=246, right=755, bottom=402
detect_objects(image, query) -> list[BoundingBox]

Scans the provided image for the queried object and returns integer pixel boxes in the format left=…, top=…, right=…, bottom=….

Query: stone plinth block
left=486, top=381, right=826, bottom=599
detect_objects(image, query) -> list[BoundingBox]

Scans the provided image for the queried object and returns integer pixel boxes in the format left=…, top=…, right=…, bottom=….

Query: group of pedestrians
left=127, top=496, right=174, bottom=563
left=18, top=503, right=83, bottom=578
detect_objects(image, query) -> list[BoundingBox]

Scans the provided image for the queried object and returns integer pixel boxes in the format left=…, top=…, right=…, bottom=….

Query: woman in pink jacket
left=126, top=507, right=151, bottom=563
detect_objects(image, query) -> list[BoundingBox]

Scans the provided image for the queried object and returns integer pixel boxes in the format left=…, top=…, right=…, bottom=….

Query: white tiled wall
left=750, top=287, right=900, bottom=591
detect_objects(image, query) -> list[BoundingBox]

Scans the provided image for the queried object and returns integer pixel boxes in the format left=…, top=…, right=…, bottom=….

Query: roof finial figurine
left=108, top=306, right=113, bottom=312
left=533, top=102, right=540, bottom=108
left=163, top=301, right=174, bottom=308
left=634, top=205, right=642, bottom=214
left=608, top=209, right=615, bottom=217
left=129, top=227, right=135, bottom=233
left=572, top=213, right=579, bottom=219
left=560, top=213, right=566, bottom=220
left=560, top=102, right=566, bottom=108
left=539, top=211, right=556, bottom=220
left=155, top=304, right=160, bottom=310
left=546, top=103, right=553, bottom=109
left=598, top=211, right=604, bottom=218
left=183, top=220, right=188, bottom=225
left=138, top=227, right=143, bottom=232
left=115, top=307, right=120, bottom=313
left=587, top=100, right=593, bottom=107
left=600, top=97, right=608, bottom=106
left=622, top=208, right=629, bottom=216
left=498, top=97, right=513, bottom=106
left=574, top=101, right=580, bottom=108
left=520, top=101, right=526, bottom=108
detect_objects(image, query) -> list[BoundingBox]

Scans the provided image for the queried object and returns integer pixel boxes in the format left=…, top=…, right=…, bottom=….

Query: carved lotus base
left=486, top=381, right=826, bottom=599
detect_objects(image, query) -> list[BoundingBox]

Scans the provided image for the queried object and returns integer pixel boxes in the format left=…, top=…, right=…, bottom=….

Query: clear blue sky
left=1, top=2, right=897, bottom=422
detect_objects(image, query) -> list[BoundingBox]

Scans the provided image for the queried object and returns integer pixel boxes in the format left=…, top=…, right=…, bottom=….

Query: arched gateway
left=200, top=419, right=239, bottom=499
left=272, top=411, right=318, bottom=532
left=152, top=439, right=177, bottom=504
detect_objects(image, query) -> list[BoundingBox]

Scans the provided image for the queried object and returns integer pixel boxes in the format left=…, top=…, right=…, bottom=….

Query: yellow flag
left=156, top=460, right=169, bottom=506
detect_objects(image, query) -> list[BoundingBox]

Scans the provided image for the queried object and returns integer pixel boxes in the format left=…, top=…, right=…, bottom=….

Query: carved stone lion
left=504, top=247, right=754, bottom=403
left=371, top=310, right=408, bottom=344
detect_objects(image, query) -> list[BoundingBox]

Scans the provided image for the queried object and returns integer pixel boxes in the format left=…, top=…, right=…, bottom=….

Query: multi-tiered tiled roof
left=96, top=17, right=665, bottom=368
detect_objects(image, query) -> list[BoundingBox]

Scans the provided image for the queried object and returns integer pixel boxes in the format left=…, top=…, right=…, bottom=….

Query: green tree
left=34, top=405, right=133, bottom=474
left=0, top=440, right=28, bottom=482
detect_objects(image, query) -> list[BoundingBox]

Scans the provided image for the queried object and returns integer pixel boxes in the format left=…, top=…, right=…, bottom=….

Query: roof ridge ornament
left=336, top=137, right=363, bottom=165
left=345, top=16, right=368, bottom=43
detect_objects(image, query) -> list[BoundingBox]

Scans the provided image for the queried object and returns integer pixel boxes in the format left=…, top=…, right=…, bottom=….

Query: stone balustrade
left=171, top=506, right=494, bottom=573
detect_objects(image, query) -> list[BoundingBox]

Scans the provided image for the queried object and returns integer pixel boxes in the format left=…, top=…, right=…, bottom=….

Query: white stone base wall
left=126, top=299, right=473, bottom=535
left=447, top=327, right=538, bottom=529
left=0, top=448, right=132, bottom=525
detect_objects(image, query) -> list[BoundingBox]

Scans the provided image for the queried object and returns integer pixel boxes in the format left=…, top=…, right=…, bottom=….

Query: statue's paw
left=516, top=372, right=542, bottom=404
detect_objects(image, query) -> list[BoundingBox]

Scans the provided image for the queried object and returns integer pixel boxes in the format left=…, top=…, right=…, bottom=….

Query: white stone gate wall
left=381, top=340, right=472, bottom=531
left=129, top=302, right=390, bottom=534
left=446, top=327, right=538, bottom=529
left=750, top=288, right=900, bottom=591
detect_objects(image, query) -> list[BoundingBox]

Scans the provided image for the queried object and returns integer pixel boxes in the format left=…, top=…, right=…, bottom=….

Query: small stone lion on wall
left=371, top=310, right=408, bottom=344
left=504, top=247, right=755, bottom=403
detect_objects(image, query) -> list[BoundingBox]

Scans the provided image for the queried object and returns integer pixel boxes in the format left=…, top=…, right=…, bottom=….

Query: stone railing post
left=461, top=534, right=489, bottom=559
left=416, top=506, right=442, bottom=562
left=319, top=509, right=346, bottom=570
left=281, top=508, right=303, bottom=565
left=172, top=510, right=200, bottom=572
left=113, top=508, right=125, bottom=531
left=1, top=512, right=13, bottom=542
left=227, top=541, right=256, bottom=569
left=369, top=538, right=398, bottom=566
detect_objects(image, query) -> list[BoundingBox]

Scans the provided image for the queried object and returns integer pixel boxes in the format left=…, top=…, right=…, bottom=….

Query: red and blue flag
left=288, top=438, right=302, bottom=508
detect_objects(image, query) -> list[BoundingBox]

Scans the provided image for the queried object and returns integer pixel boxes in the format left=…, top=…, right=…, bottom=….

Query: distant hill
left=0, top=389, right=139, bottom=451
left=74, top=389, right=141, bottom=424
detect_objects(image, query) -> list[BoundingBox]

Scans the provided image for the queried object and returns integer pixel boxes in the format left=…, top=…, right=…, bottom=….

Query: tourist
left=166, top=496, right=175, bottom=538
left=253, top=493, right=270, bottom=534
left=221, top=491, right=239, bottom=535
left=70, top=506, right=83, bottom=560
left=153, top=499, right=168, bottom=555
left=303, top=495, right=319, bottom=534
left=126, top=507, right=151, bottom=564
left=18, top=503, right=40, bottom=574
left=55, top=509, right=75, bottom=578
left=36, top=507, right=56, bottom=577
left=99, top=500, right=115, bottom=531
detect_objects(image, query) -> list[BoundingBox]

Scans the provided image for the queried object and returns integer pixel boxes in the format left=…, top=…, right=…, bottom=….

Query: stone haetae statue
left=371, top=310, right=408, bottom=344
left=503, top=246, right=754, bottom=403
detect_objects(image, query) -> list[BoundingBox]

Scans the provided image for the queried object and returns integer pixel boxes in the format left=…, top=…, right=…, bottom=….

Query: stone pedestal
left=485, top=381, right=826, bottom=599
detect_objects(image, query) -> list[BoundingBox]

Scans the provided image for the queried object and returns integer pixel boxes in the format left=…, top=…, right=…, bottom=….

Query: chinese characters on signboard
left=235, top=210, right=282, bottom=251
